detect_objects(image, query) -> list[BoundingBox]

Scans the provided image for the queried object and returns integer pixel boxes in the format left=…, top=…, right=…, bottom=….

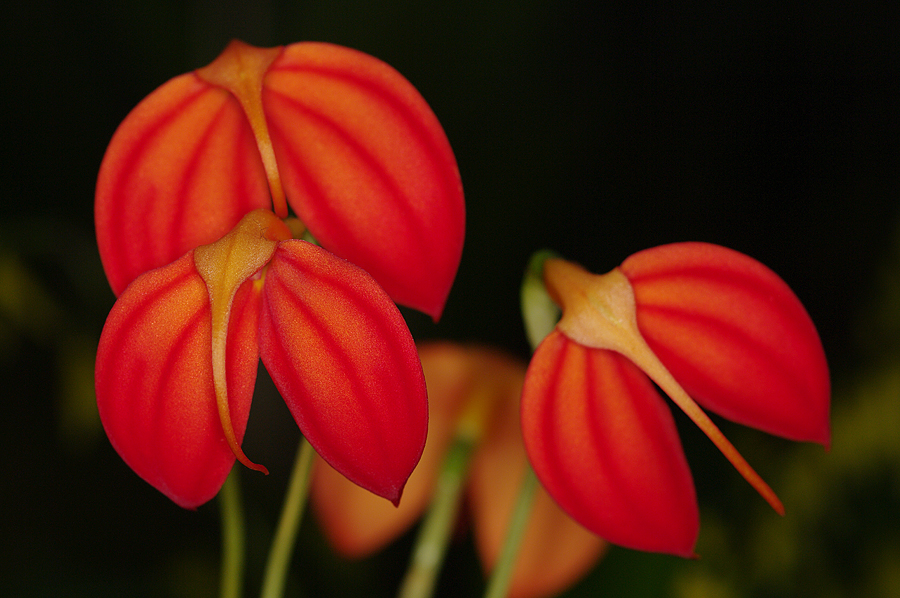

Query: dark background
left=2, top=1, right=898, bottom=596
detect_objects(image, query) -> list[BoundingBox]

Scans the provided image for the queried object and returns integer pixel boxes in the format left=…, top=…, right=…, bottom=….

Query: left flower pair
left=94, top=40, right=465, bottom=508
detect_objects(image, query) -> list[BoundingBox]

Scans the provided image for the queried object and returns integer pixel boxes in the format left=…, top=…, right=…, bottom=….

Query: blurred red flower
left=312, top=343, right=607, bottom=598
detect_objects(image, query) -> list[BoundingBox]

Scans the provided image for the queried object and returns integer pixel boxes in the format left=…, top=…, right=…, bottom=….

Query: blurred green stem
left=478, top=249, right=555, bottom=597
left=219, top=469, right=245, bottom=598
left=260, top=436, right=316, bottom=598
left=397, top=433, right=476, bottom=598
left=483, top=466, right=538, bottom=598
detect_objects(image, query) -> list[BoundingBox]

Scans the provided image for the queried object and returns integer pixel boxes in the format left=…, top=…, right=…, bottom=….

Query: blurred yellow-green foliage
left=2, top=1, right=898, bottom=597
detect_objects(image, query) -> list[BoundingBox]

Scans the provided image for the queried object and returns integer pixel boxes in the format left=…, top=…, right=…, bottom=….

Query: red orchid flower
left=96, top=39, right=464, bottom=319
left=521, top=243, right=830, bottom=557
left=94, top=40, right=464, bottom=509
left=311, top=343, right=607, bottom=598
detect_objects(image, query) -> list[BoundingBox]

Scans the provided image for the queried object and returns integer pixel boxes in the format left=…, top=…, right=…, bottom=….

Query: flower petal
left=310, top=453, right=427, bottom=558
left=262, top=42, right=465, bottom=319
left=310, top=343, right=471, bottom=557
left=95, top=71, right=271, bottom=295
left=259, top=240, right=427, bottom=504
left=621, top=242, right=831, bottom=446
left=521, top=330, right=699, bottom=557
left=95, top=253, right=261, bottom=508
left=467, top=346, right=607, bottom=598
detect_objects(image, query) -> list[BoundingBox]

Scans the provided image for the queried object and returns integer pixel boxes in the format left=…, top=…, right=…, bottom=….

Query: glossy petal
left=621, top=242, right=831, bottom=446
left=521, top=330, right=699, bottom=557
left=262, top=42, right=465, bottom=319
left=96, top=70, right=271, bottom=295
left=95, top=252, right=261, bottom=508
left=259, top=240, right=427, bottom=504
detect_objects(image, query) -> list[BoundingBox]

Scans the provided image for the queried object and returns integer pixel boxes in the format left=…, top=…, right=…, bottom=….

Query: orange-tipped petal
left=521, top=330, right=699, bottom=557
left=259, top=240, right=427, bottom=504
left=621, top=242, right=831, bottom=446
left=310, top=343, right=472, bottom=557
left=95, top=252, right=261, bottom=508
left=261, top=42, right=465, bottom=319
left=467, top=346, right=607, bottom=598
left=95, top=69, right=271, bottom=295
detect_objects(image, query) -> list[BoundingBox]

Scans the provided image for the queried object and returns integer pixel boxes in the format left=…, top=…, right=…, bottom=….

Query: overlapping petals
left=311, top=343, right=606, bottom=598
left=96, top=40, right=464, bottom=319
left=94, top=40, right=465, bottom=508
left=96, top=210, right=427, bottom=508
left=521, top=243, right=830, bottom=557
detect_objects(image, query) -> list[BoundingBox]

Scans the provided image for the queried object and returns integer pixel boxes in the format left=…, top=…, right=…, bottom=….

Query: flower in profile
left=311, top=343, right=607, bottom=598
left=94, top=40, right=464, bottom=508
left=521, top=243, right=830, bottom=557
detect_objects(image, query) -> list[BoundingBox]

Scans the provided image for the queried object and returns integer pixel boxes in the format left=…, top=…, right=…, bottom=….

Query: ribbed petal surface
left=521, top=330, right=698, bottom=557
left=259, top=240, right=427, bottom=504
left=262, top=43, right=465, bottom=319
left=95, top=73, right=271, bottom=295
left=621, top=242, right=831, bottom=446
left=309, top=343, right=470, bottom=557
left=468, top=345, right=607, bottom=598
left=95, top=253, right=261, bottom=508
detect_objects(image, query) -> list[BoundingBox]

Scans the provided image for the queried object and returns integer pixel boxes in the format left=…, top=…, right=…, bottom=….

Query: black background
left=2, top=2, right=898, bottom=596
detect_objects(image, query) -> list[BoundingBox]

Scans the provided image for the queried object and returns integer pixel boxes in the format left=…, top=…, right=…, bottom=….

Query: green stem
left=483, top=466, right=539, bottom=598
left=397, top=434, right=477, bottom=598
left=483, top=252, right=556, bottom=598
left=260, top=436, right=316, bottom=598
left=521, top=250, right=562, bottom=351
left=219, top=468, right=245, bottom=598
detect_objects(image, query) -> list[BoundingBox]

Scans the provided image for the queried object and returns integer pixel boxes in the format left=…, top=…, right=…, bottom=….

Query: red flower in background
left=521, top=243, right=830, bottom=557
left=94, top=41, right=464, bottom=508
left=312, top=343, right=607, bottom=598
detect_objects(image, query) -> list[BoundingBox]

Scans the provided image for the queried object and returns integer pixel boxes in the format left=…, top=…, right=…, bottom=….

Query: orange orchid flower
left=94, top=41, right=464, bottom=508
left=311, top=343, right=607, bottom=598
left=521, top=243, right=831, bottom=557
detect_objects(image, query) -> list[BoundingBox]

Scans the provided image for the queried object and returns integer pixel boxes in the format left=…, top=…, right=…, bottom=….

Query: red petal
left=261, top=42, right=465, bottom=319
left=259, top=240, right=428, bottom=504
left=621, top=242, right=831, bottom=446
left=521, top=330, right=698, bottom=557
left=310, top=343, right=486, bottom=557
left=95, top=253, right=261, bottom=508
left=309, top=344, right=470, bottom=557
left=466, top=345, right=607, bottom=598
left=95, top=72, right=271, bottom=295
